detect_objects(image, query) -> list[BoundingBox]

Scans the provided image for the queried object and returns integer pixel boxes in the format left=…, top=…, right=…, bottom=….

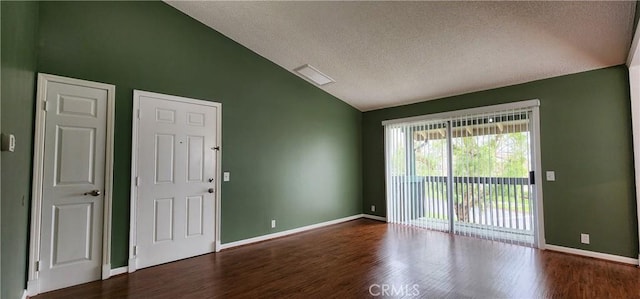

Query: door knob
left=84, top=190, right=101, bottom=196
left=208, top=188, right=214, bottom=194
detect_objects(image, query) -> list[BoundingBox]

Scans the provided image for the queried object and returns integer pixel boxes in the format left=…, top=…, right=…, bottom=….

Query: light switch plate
left=546, top=171, right=555, bottom=181
left=223, top=172, right=230, bottom=182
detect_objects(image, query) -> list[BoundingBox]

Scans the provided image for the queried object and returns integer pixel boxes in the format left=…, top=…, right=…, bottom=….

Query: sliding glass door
left=386, top=121, right=450, bottom=232
left=384, top=103, right=541, bottom=247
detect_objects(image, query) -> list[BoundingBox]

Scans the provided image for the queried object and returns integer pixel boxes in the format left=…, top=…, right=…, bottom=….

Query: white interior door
left=133, top=91, right=219, bottom=269
left=38, top=80, right=109, bottom=293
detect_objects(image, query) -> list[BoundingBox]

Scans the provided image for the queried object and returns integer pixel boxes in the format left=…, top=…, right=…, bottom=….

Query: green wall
left=34, top=1, right=362, bottom=268
left=363, top=66, right=637, bottom=258
left=634, top=0, right=640, bottom=33
left=1, top=1, right=40, bottom=299
left=1, top=1, right=637, bottom=297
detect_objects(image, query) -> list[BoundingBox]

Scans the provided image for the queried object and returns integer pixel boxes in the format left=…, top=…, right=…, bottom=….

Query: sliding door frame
left=626, top=20, right=639, bottom=262
left=530, top=104, right=545, bottom=248
left=382, top=99, right=545, bottom=248
left=446, top=123, right=455, bottom=231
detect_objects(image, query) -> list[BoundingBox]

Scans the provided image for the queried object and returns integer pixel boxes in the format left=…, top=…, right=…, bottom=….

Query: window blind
left=384, top=107, right=536, bottom=246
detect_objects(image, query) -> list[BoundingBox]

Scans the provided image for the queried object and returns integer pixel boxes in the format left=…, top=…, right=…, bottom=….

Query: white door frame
left=382, top=99, right=545, bottom=249
left=27, top=73, right=115, bottom=296
left=128, top=90, right=222, bottom=273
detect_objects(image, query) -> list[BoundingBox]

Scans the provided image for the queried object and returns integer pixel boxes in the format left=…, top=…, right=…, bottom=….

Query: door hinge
left=135, top=176, right=140, bottom=186
left=137, top=109, right=140, bottom=119
left=43, top=101, right=50, bottom=112
left=133, top=246, right=138, bottom=256
left=529, top=171, right=535, bottom=185
left=35, top=261, right=40, bottom=271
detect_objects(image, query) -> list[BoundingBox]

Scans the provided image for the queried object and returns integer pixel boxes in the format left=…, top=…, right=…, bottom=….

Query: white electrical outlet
left=271, top=220, right=276, bottom=228
left=371, top=205, right=376, bottom=212
left=580, top=233, right=590, bottom=244
left=223, top=172, right=230, bottom=182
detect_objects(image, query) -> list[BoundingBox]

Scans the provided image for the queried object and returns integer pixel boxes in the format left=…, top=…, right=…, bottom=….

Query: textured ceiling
left=167, top=1, right=636, bottom=111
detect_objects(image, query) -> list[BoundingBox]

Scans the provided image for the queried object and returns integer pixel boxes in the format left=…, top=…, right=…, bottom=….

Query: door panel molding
left=28, top=73, right=115, bottom=296
left=129, top=90, right=222, bottom=273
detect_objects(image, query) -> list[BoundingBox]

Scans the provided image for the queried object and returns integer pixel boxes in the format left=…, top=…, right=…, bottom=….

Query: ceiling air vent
left=294, top=64, right=335, bottom=86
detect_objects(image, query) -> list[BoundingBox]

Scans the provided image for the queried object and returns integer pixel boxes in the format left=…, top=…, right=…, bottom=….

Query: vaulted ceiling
left=167, top=1, right=636, bottom=111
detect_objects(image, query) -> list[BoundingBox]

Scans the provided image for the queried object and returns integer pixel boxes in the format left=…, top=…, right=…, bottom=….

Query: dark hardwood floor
left=34, top=219, right=639, bottom=298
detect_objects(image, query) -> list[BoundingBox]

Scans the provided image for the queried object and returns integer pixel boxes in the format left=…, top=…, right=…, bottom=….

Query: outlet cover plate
left=580, top=233, right=590, bottom=244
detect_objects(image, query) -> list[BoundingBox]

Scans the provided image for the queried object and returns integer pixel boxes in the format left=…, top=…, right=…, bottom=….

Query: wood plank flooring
left=34, top=219, right=639, bottom=298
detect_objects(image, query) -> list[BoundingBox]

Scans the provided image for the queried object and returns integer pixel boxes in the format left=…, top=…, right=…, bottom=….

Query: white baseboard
left=110, top=266, right=128, bottom=277
left=220, top=214, right=363, bottom=250
left=21, top=289, right=28, bottom=299
left=362, top=214, right=386, bottom=222
left=545, top=244, right=639, bottom=265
